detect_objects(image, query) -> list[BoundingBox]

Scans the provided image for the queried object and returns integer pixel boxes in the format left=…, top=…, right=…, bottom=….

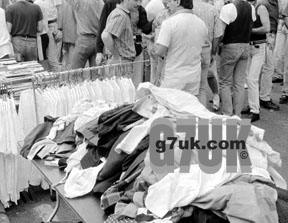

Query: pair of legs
left=71, top=34, right=97, bottom=81
left=219, top=43, right=249, bottom=117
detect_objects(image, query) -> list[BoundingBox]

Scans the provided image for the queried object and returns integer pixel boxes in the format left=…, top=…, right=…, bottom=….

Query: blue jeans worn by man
left=219, top=43, right=249, bottom=117
left=12, top=36, right=37, bottom=62
left=71, top=34, right=97, bottom=80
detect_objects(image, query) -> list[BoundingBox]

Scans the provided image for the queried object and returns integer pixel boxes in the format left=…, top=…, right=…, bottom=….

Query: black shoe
left=279, top=95, right=288, bottom=104
left=272, top=76, right=283, bottom=83
left=241, top=106, right=250, bottom=114
left=260, top=99, right=280, bottom=111
left=248, top=112, right=260, bottom=122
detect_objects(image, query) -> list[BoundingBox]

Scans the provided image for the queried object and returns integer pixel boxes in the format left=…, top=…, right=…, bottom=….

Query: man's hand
left=96, top=53, right=104, bottom=66
left=109, top=55, right=121, bottom=65
left=55, top=30, right=63, bottom=42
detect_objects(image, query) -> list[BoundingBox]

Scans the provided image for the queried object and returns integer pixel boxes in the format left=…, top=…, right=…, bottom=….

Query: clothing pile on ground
left=20, top=82, right=288, bottom=223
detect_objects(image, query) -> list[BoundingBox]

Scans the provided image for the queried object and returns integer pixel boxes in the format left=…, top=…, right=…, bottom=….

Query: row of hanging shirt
left=18, top=76, right=136, bottom=137
left=0, top=94, right=29, bottom=208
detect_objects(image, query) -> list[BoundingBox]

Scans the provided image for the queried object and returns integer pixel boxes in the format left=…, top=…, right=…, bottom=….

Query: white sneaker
left=244, top=84, right=248, bottom=89
left=212, top=94, right=220, bottom=111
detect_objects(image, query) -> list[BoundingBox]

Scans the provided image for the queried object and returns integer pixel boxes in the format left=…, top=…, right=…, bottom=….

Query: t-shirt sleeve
left=104, top=12, right=126, bottom=38
left=156, top=19, right=171, bottom=47
left=219, top=3, right=237, bottom=25
left=5, top=5, right=13, bottom=23
left=283, top=3, right=288, bottom=16
left=36, top=5, right=44, bottom=21
left=213, top=9, right=223, bottom=38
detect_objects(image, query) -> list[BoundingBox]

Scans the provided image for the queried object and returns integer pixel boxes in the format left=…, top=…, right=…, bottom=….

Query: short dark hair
left=179, top=0, right=193, bottom=9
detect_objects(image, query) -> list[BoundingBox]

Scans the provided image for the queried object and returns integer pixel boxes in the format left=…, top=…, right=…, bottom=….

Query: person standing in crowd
left=34, top=0, right=50, bottom=69
left=0, top=7, right=13, bottom=59
left=193, top=0, right=223, bottom=107
left=101, top=0, right=140, bottom=68
left=218, top=0, right=255, bottom=117
left=154, top=0, right=208, bottom=96
left=279, top=1, right=288, bottom=104
left=5, top=0, right=43, bottom=62
left=67, top=0, right=104, bottom=71
left=258, top=0, right=280, bottom=111
left=46, top=0, right=62, bottom=72
left=58, top=0, right=77, bottom=71
left=96, top=0, right=151, bottom=87
left=242, top=0, right=270, bottom=122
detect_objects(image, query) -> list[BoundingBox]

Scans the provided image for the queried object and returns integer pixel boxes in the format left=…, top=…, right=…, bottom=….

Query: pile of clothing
left=21, top=83, right=288, bottom=223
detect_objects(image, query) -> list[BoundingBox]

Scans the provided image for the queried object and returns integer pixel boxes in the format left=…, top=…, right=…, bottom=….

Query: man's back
left=193, top=0, right=222, bottom=44
left=67, top=0, right=104, bottom=35
left=5, top=1, right=42, bottom=37
left=157, top=12, right=208, bottom=93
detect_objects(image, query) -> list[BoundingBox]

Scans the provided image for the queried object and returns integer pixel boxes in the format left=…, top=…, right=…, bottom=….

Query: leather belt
left=249, top=39, right=266, bottom=45
left=13, top=34, right=36, bottom=39
left=48, top=19, right=57, bottom=24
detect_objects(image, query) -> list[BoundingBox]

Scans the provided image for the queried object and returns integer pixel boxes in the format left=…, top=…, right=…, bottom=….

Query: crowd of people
left=0, top=0, right=287, bottom=122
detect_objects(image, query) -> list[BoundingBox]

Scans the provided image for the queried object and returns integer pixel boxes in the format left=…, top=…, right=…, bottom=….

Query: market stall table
left=33, top=160, right=106, bottom=223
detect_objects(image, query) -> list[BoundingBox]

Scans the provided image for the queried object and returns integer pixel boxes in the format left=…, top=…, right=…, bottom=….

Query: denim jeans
left=71, top=34, right=97, bottom=70
left=198, top=45, right=211, bottom=107
left=260, top=33, right=276, bottom=101
left=273, top=21, right=288, bottom=77
left=219, top=43, right=249, bottom=116
left=12, top=37, right=37, bottom=62
left=246, top=43, right=266, bottom=114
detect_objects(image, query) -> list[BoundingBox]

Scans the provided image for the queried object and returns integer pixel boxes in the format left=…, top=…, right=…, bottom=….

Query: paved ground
left=4, top=81, right=288, bottom=223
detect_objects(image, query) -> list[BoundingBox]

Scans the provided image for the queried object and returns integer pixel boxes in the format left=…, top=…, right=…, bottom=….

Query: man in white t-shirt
left=154, top=0, right=208, bottom=96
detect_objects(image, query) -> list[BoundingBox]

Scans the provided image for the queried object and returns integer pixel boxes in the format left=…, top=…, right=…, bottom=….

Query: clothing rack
left=0, top=60, right=149, bottom=125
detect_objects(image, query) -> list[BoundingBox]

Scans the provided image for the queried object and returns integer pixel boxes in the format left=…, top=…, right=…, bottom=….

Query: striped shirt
left=193, top=0, right=223, bottom=46
left=104, top=4, right=136, bottom=60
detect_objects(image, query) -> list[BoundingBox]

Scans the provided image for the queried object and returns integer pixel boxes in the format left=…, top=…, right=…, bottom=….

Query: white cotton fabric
left=0, top=97, right=29, bottom=208
left=65, top=141, right=88, bottom=173
left=18, top=77, right=135, bottom=138
left=145, top=158, right=240, bottom=218
left=64, top=161, right=105, bottom=198
left=135, top=82, right=225, bottom=120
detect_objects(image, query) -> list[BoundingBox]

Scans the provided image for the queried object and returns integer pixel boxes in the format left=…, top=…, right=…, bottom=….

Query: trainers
left=272, top=75, right=283, bottom=83
left=260, top=99, right=280, bottom=111
left=241, top=106, right=250, bottom=114
left=279, top=95, right=288, bottom=104
left=212, top=94, right=220, bottom=111
left=247, top=112, right=260, bottom=122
